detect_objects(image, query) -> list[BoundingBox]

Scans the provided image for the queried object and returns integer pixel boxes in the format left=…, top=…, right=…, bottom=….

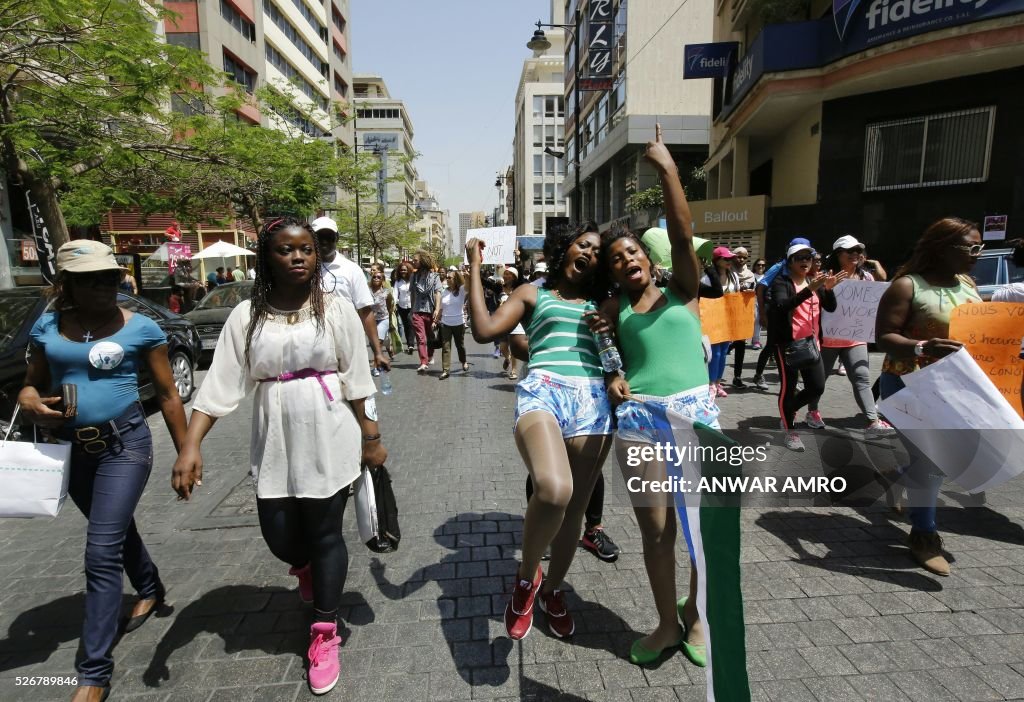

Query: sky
left=350, top=0, right=555, bottom=223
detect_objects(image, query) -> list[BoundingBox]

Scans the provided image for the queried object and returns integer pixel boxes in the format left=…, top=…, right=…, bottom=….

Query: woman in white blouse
left=393, top=261, right=415, bottom=353
left=171, top=218, right=387, bottom=696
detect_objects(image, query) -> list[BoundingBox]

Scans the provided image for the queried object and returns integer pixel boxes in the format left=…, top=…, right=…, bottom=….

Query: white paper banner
left=821, top=280, right=889, bottom=344
left=466, top=226, right=517, bottom=265
left=878, top=349, right=1024, bottom=493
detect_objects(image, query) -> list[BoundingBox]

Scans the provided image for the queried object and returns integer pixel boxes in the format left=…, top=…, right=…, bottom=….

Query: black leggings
left=527, top=473, right=604, bottom=530
left=775, top=346, right=827, bottom=431
left=755, top=332, right=775, bottom=376
left=731, top=340, right=746, bottom=378
left=257, top=488, right=350, bottom=620
left=397, top=306, right=415, bottom=348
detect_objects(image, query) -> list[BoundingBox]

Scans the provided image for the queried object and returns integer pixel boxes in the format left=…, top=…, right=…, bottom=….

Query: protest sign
left=949, top=302, right=1024, bottom=418
left=167, top=243, right=192, bottom=274
left=879, top=349, right=1024, bottom=493
left=465, top=227, right=517, bottom=264
left=821, top=280, right=889, bottom=344
left=699, top=291, right=755, bottom=344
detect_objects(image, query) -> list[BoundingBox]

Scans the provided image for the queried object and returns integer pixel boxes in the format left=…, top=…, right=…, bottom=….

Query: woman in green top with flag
left=589, top=126, right=749, bottom=698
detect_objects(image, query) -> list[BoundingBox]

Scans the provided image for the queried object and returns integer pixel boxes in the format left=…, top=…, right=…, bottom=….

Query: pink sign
left=167, top=243, right=192, bottom=273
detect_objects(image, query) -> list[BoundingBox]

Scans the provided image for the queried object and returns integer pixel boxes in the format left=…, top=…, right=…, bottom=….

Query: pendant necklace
left=76, top=309, right=122, bottom=343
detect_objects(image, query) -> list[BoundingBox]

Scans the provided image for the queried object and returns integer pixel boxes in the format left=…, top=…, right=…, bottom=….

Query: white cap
left=832, top=235, right=862, bottom=251
left=448, top=265, right=458, bottom=271
left=787, top=244, right=814, bottom=259
left=503, top=266, right=519, bottom=280
left=534, top=262, right=548, bottom=273
left=310, top=216, right=338, bottom=233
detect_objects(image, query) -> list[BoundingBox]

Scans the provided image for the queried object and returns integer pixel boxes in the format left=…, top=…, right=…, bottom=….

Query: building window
left=356, top=108, right=401, bottom=119
left=223, top=50, right=257, bottom=93
left=220, top=0, right=255, bottom=42
left=289, top=0, right=328, bottom=40
left=533, top=155, right=542, bottom=176
left=334, top=74, right=348, bottom=98
left=533, top=125, right=542, bottom=147
left=264, top=1, right=329, bottom=77
left=863, top=106, right=995, bottom=191
left=166, top=32, right=200, bottom=51
left=333, top=41, right=346, bottom=63
left=332, top=4, right=347, bottom=33
left=534, top=183, right=543, bottom=205
left=265, top=43, right=329, bottom=111
left=534, top=212, right=543, bottom=234
left=533, top=96, right=543, bottom=119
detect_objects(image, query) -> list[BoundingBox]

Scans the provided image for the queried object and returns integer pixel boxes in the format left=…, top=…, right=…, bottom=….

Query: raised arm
left=465, top=239, right=536, bottom=342
left=645, top=124, right=700, bottom=302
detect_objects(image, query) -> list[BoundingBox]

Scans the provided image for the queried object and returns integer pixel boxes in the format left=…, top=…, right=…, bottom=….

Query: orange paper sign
left=699, top=291, right=756, bottom=344
left=949, top=302, right=1024, bottom=418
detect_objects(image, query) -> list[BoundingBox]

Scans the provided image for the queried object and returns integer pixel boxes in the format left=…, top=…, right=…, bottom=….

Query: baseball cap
left=310, top=216, right=338, bottom=234
left=787, top=244, right=814, bottom=259
left=56, top=240, right=125, bottom=274
left=789, top=237, right=811, bottom=247
left=713, top=246, right=736, bottom=259
left=534, top=262, right=548, bottom=273
left=833, top=235, right=863, bottom=251
left=503, top=266, right=519, bottom=279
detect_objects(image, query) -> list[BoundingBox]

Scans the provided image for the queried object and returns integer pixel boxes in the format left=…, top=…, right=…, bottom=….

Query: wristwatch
left=913, top=341, right=926, bottom=357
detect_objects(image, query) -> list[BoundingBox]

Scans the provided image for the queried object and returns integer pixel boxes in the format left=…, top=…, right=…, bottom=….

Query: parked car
left=183, top=281, right=254, bottom=360
left=0, top=288, right=202, bottom=424
left=970, top=248, right=1022, bottom=298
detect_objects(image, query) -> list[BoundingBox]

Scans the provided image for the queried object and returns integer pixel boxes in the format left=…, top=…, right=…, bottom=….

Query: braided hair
left=542, top=220, right=602, bottom=299
left=244, top=216, right=326, bottom=366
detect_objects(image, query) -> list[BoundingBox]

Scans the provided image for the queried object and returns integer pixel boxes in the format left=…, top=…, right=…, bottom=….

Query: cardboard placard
left=466, top=226, right=517, bottom=264
left=821, top=280, right=889, bottom=344
left=699, top=291, right=756, bottom=344
left=948, top=302, right=1024, bottom=418
left=167, top=243, right=192, bottom=274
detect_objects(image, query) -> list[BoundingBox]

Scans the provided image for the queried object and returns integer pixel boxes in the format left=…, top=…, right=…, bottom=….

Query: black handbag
left=355, top=464, right=401, bottom=553
left=784, top=336, right=820, bottom=369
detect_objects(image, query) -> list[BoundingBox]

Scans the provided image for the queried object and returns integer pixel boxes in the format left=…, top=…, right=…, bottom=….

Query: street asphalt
left=3, top=338, right=1024, bottom=701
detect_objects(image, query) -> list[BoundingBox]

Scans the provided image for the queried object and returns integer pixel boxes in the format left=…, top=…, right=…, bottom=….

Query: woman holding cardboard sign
left=876, top=216, right=983, bottom=576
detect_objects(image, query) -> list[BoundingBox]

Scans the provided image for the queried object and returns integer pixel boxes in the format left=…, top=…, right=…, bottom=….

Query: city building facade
left=353, top=74, right=418, bottom=216
left=702, top=0, right=1024, bottom=264
left=561, top=0, right=714, bottom=231
left=413, top=180, right=450, bottom=256
left=494, top=167, right=513, bottom=227
left=457, top=212, right=488, bottom=256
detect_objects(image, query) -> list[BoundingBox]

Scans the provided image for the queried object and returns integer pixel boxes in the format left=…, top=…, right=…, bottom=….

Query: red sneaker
left=537, top=587, right=575, bottom=638
left=504, top=565, right=543, bottom=640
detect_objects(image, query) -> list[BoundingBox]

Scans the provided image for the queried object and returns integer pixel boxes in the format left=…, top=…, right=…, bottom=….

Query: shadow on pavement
left=366, top=513, right=636, bottom=695
left=0, top=594, right=86, bottom=673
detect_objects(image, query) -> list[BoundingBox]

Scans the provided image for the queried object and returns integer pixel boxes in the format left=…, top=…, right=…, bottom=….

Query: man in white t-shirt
left=311, top=216, right=390, bottom=371
left=992, top=242, right=1024, bottom=303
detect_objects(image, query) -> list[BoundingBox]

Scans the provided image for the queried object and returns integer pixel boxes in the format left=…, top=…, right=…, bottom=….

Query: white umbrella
left=190, top=240, right=254, bottom=259
left=144, top=242, right=170, bottom=264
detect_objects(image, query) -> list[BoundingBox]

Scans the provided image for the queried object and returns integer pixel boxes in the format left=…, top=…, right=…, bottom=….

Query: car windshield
left=196, top=284, right=251, bottom=310
left=0, top=297, right=39, bottom=354
left=970, top=255, right=1000, bottom=287
left=1008, top=256, right=1023, bottom=285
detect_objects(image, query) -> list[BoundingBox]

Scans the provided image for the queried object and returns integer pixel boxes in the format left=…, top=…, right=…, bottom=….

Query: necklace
left=74, top=309, right=122, bottom=343
left=551, top=287, right=586, bottom=304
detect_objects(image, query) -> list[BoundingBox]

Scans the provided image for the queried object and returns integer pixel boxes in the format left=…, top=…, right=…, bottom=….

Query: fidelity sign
left=683, top=42, right=740, bottom=79
left=691, top=196, right=767, bottom=234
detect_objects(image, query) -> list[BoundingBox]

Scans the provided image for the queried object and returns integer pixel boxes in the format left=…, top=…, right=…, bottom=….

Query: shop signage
left=586, top=0, right=614, bottom=83
left=25, top=193, right=56, bottom=284
left=684, top=42, right=740, bottom=79
left=361, top=133, right=400, bottom=151
left=690, top=196, right=767, bottom=234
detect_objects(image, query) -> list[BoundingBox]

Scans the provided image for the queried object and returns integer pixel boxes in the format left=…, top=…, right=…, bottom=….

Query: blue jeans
left=64, top=403, right=160, bottom=687
left=879, top=372, right=943, bottom=533
left=708, top=342, right=731, bottom=382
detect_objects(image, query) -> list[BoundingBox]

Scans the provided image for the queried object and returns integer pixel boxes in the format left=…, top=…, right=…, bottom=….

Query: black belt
left=58, top=403, right=144, bottom=455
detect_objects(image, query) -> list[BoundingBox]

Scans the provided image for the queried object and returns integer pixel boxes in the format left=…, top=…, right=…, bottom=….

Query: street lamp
left=527, top=17, right=581, bottom=222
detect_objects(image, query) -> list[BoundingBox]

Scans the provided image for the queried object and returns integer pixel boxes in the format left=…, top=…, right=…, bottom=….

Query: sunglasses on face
left=792, top=254, right=814, bottom=263
left=72, top=271, right=121, bottom=288
left=371, top=275, right=384, bottom=280
left=953, top=243, right=985, bottom=256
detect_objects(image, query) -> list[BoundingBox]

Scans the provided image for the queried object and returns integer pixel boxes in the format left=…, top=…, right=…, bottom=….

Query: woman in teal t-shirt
left=18, top=240, right=188, bottom=702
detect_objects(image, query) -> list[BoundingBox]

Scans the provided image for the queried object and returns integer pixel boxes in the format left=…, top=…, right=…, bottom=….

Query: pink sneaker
left=716, top=383, right=728, bottom=398
left=307, top=622, right=341, bottom=695
left=288, top=564, right=313, bottom=604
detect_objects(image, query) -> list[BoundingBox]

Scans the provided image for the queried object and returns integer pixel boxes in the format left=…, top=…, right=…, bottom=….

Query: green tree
left=0, top=0, right=217, bottom=247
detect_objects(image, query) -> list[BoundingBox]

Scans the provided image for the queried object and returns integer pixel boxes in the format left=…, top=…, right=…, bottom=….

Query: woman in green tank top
left=464, top=222, right=613, bottom=642
left=588, top=127, right=729, bottom=668
left=876, top=217, right=983, bottom=577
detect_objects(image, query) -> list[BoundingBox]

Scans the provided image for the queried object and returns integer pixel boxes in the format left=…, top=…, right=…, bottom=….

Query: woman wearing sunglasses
left=751, top=259, right=767, bottom=350
left=368, top=269, right=394, bottom=375
left=805, top=236, right=896, bottom=437
left=18, top=241, right=189, bottom=702
left=768, top=244, right=847, bottom=451
left=875, top=217, right=983, bottom=576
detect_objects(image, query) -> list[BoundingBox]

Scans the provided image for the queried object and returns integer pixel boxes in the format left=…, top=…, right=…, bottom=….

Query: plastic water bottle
left=380, top=371, right=393, bottom=396
left=595, top=331, right=623, bottom=373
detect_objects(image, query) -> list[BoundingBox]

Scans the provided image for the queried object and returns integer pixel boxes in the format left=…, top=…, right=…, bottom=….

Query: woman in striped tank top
left=465, top=223, right=613, bottom=642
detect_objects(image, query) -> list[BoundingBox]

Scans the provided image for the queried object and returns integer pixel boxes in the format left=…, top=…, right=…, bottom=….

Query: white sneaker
left=866, top=419, right=897, bottom=438
left=416, top=364, right=427, bottom=373
left=753, top=375, right=769, bottom=390
left=785, top=432, right=805, bottom=451
left=805, top=411, right=826, bottom=429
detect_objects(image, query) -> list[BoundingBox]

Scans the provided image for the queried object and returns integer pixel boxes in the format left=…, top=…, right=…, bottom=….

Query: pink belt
left=259, top=368, right=337, bottom=401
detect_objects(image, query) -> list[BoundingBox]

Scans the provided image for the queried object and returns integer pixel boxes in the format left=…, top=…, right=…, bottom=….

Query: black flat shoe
left=124, top=586, right=165, bottom=633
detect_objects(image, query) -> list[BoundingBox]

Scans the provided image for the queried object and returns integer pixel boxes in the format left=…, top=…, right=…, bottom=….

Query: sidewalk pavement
left=2, top=339, right=1024, bottom=701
